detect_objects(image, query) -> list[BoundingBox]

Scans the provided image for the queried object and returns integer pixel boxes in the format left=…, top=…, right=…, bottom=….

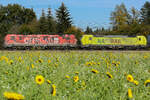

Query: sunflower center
left=38, top=78, right=41, bottom=82
left=128, top=77, right=131, bottom=80
left=146, top=82, right=150, bottom=87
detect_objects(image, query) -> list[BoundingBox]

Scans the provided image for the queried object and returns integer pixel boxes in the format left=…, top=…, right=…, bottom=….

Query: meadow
left=0, top=50, right=150, bottom=100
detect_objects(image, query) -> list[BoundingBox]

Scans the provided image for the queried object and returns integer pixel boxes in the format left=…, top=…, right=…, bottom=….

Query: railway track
left=1, top=49, right=150, bottom=52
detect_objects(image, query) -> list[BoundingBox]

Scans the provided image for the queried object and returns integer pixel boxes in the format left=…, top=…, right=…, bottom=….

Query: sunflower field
left=0, top=51, right=150, bottom=100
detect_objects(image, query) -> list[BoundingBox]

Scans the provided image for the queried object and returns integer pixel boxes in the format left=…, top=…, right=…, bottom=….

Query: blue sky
left=0, top=0, right=148, bottom=30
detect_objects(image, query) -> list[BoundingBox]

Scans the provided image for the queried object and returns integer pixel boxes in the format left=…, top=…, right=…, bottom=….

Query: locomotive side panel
left=4, top=34, right=77, bottom=48
left=81, top=35, right=147, bottom=48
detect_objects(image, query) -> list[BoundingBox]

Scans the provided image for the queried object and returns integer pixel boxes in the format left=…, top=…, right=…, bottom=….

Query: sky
left=0, top=0, right=149, bottom=30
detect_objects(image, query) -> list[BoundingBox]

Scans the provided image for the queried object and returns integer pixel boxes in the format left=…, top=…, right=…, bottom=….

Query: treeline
left=0, top=3, right=83, bottom=34
left=85, top=1, right=150, bottom=36
left=0, top=3, right=84, bottom=47
left=0, top=1, right=150, bottom=42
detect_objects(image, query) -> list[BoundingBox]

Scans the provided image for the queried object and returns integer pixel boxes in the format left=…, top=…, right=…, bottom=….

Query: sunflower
left=144, top=55, right=148, bottom=59
left=133, top=80, right=139, bottom=86
left=35, top=75, right=44, bottom=85
left=31, top=64, right=34, bottom=68
left=3, top=92, right=24, bottom=100
left=74, top=76, right=79, bottom=82
left=127, top=74, right=134, bottom=82
left=48, top=60, right=51, bottom=63
left=106, top=72, right=113, bottom=78
left=9, top=60, right=13, bottom=65
left=97, top=62, right=100, bottom=65
left=51, top=84, right=56, bottom=96
left=144, top=80, right=150, bottom=87
left=18, top=56, right=22, bottom=62
left=47, top=80, right=51, bottom=84
left=91, top=69, right=99, bottom=74
left=65, top=75, right=70, bottom=79
left=128, top=88, right=133, bottom=99
left=38, top=58, right=43, bottom=63
left=75, top=72, right=79, bottom=74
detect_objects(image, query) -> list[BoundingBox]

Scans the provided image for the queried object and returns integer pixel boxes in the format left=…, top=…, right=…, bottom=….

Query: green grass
left=0, top=51, right=150, bottom=100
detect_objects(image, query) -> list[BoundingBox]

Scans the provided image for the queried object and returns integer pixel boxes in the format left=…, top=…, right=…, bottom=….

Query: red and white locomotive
left=4, top=34, right=77, bottom=48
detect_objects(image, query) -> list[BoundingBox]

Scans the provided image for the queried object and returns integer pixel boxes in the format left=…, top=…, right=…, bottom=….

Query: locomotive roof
left=93, top=35, right=139, bottom=37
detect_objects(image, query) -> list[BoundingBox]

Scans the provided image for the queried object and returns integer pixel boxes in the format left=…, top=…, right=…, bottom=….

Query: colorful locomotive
left=81, top=35, right=148, bottom=48
left=4, top=34, right=77, bottom=48
left=4, top=34, right=150, bottom=49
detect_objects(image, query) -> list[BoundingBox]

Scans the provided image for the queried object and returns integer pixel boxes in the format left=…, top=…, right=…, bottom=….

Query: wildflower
left=35, top=75, right=44, bottom=85
left=18, top=56, right=22, bottom=62
left=38, top=58, right=43, bottom=63
left=133, top=80, right=139, bottom=86
left=97, top=62, right=100, bottom=65
left=3, top=92, right=24, bottom=100
left=144, top=80, right=150, bottom=87
left=82, top=80, right=86, bottom=87
left=1, top=56, right=8, bottom=62
left=92, top=61, right=96, bottom=65
left=75, top=72, right=79, bottom=74
left=91, top=69, right=99, bottom=74
left=31, top=64, right=34, bottom=68
left=112, top=61, right=115, bottom=65
left=47, top=80, right=51, bottom=84
left=127, top=74, right=134, bottom=82
left=135, top=61, right=138, bottom=64
left=74, top=76, right=79, bottom=82
left=9, top=60, right=13, bottom=65
left=112, top=61, right=119, bottom=67
left=85, top=62, right=92, bottom=66
left=55, top=63, right=58, bottom=67
left=48, top=60, right=51, bottom=63
left=26, top=66, right=29, bottom=71
left=144, top=55, right=148, bottom=59
left=56, top=58, right=59, bottom=62
left=117, top=61, right=120, bottom=65
left=51, top=84, right=56, bottom=96
left=128, top=88, right=133, bottom=99
left=106, top=72, right=113, bottom=78
left=65, top=75, right=70, bottom=79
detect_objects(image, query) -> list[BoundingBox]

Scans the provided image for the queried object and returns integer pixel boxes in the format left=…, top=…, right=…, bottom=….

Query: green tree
left=38, top=9, right=48, bottom=34
left=1, top=4, right=36, bottom=25
left=110, top=3, right=130, bottom=31
left=129, top=7, right=140, bottom=24
left=128, top=7, right=141, bottom=35
left=85, top=26, right=93, bottom=34
left=93, top=27, right=108, bottom=35
left=47, top=8, right=56, bottom=33
left=65, top=26, right=84, bottom=44
left=56, top=2, right=72, bottom=33
left=0, top=4, right=36, bottom=34
left=141, top=1, right=150, bottom=25
left=18, top=24, right=33, bottom=34
left=8, top=18, right=38, bottom=34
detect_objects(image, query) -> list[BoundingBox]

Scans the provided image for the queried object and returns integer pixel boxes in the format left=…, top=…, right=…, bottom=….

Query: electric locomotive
left=81, top=35, right=150, bottom=49
left=3, top=34, right=150, bottom=49
left=4, top=34, right=77, bottom=49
